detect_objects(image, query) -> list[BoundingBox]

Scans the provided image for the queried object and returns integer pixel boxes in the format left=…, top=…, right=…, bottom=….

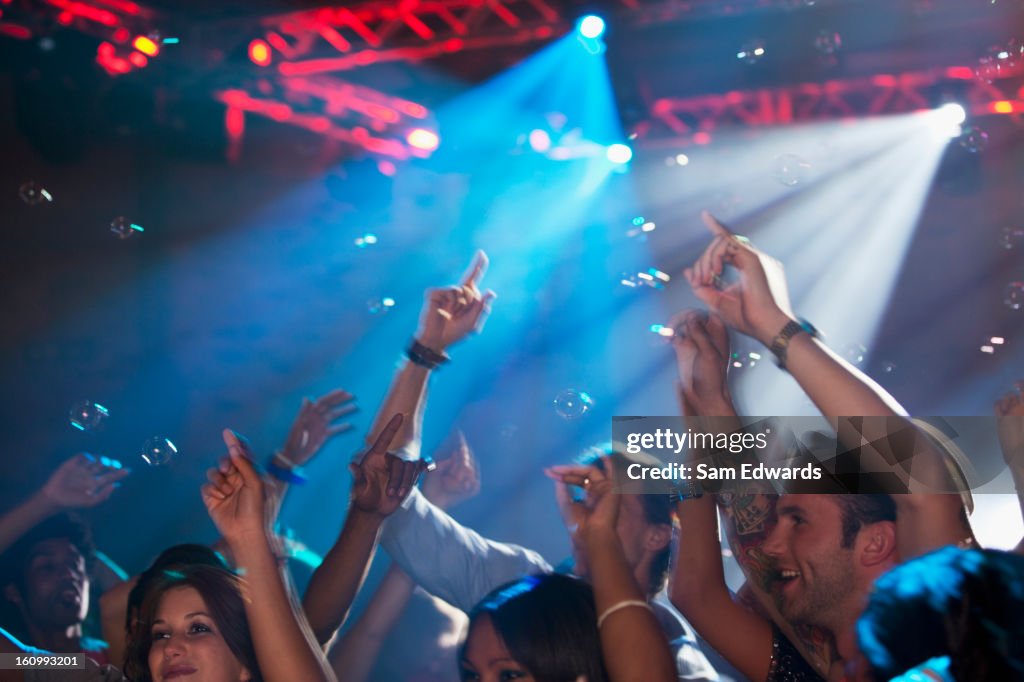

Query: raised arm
left=301, top=414, right=414, bottom=646
left=995, top=385, right=1024, bottom=555
left=665, top=311, right=775, bottom=682
left=264, top=389, right=357, bottom=522
left=365, top=251, right=495, bottom=461
left=546, top=459, right=676, bottom=682
left=0, top=454, right=128, bottom=556
left=327, top=432, right=481, bottom=682
left=203, top=429, right=346, bottom=682
left=685, top=211, right=973, bottom=555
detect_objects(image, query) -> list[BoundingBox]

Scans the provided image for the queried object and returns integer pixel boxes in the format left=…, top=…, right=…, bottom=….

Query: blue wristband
left=266, top=459, right=308, bottom=485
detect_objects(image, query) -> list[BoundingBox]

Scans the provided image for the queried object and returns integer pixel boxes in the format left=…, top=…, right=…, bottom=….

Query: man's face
left=761, top=495, right=855, bottom=627
left=571, top=494, right=650, bottom=579
left=16, top=538, right=90, bottom=629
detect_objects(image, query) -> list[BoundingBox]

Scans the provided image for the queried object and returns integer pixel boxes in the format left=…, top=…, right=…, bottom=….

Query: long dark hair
left=123, top=564, right=261, bottom=682
left=464, top=573, right=608, bottom=682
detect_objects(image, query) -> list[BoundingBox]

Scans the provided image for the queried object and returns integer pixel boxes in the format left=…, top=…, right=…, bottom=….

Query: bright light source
left=606, top=143, right=633, bottom=164
left=248, top=39, right=271, bottom=66
left=675, top=153, right=690, bottom=166
left=937, top=103, right=967, bottom=125
left=528, top=129, right=551, bottom=153
left=407, top=128, right=440, bottom=151
left=578, top=15, right=605, bottom=39
left=133, top=35, right=159, bottom=56
left=927, top=103, right=967, bottom=140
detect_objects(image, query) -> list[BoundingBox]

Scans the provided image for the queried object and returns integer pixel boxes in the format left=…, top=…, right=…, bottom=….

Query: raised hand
left=544, top=458, right=620, bottom=540
left=202, top=430, right=268, bottom=543
left=280, top=389, right=357, bottom=468
left=421, top=430, right=481, bottom=510
left=41, top=453, right=129, bottom=509
left=416, top=250, right=497, bottom=353
left=350, top=413, right=428, bottom=517
left=683, top=212, right=795, bottom=345
left=995, top=383, right=1024, bottom=471
left=670, top=310, right=733, bottom=416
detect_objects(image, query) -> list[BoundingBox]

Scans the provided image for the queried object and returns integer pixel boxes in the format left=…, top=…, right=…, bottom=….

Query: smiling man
left=762, top=495, right=897, bottom=660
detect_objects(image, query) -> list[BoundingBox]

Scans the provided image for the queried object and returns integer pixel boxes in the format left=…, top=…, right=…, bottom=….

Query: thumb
left=223, top=428, right=260, bottom=486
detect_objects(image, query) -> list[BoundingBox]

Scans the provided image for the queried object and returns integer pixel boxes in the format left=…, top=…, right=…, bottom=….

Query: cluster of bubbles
left=68, top=400, right=178, bottom=466
left=1000, top=226, right=1024, bottom=250
left=975, top=40, right=1023, bottom=83
left=367, top=296, right=396, bottom=314
left=981, top=336, right=1006, bottom=354
left=554, top=389, right=594, bottom=419
left=621, top=268, right=671, bottom=289
left=957, top=126, right=989, bottom=153
left=626, top=216, right=657, bottom=238
left=773, top=154, right=812, bottom=186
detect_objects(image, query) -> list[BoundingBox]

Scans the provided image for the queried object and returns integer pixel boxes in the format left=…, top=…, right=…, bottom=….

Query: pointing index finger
left=701, top=211, right=733, bottom=238
left=459, top=250, right=489, bottom=289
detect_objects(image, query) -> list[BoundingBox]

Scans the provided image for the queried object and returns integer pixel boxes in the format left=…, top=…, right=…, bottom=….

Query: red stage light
left=0, top=22, right=31, bottom=39
left=133, top=35, right=158, bottom=56
left=128, top=51, right=147, bottom=67
left=406, top=128, right=439, bottom=151
left=112, top=27, right=129, bottom=43
left=249, top=39, right=271, bottom=66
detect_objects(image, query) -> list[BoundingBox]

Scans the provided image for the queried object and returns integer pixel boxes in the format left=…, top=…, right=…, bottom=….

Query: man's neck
left=814, top=595, right=864, bottom=666
left=27, top=622, right=81, bottom=653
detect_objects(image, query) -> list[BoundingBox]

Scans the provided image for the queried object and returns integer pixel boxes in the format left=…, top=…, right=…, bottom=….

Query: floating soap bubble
left=141, top=437, right=177, bottom=466
left=367, top=297, right=396, bottom=315
left=773, top=154, right=811, bottom=186
left=1004, top=282, right=1024, bottom=310
left=554, top=389, right=593, bottom=419
left=737, top=39, right=767, bottom=64
left=814, top=30, right=841, bottom=54
left=957, top=126, right=989, bottom=153
left=620, top=268, right=670, bottom=289
left=999, top=226, right=1024, bottom=250
left=19, top=181, right=53, bottom=206
left=844, top=343, right=867, bottom=366
left=626, top=221, right=656, bottom=238
left=68, top=401, right=109, bottom=432
left=354, top=233, right=378, bottom=248
left=110, top=216, right=144, bottom=240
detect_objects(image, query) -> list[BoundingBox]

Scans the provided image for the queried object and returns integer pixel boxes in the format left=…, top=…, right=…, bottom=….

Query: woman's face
left=460, top=615, right=534, bottom=682
left=148, top=586, right=252, bottom=682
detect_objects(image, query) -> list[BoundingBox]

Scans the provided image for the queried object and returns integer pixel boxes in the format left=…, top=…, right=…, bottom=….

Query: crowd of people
left=1, top=212, right=1023, bottom=682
